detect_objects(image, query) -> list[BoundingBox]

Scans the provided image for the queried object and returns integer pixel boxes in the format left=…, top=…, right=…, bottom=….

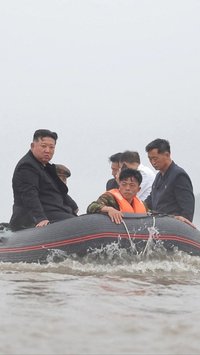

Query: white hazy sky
left=0, top=0, right=200, bottom=221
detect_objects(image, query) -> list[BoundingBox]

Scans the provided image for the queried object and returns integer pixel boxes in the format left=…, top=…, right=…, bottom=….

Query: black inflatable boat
left=0, top=213, right=200, bottom=263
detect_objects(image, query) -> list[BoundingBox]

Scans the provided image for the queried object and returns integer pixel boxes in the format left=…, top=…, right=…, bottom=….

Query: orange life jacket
left=108, top=189, right=146, bottom=214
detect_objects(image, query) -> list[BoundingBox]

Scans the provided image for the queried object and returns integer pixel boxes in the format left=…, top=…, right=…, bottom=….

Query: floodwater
left=1, top=226, right=200, bottom=355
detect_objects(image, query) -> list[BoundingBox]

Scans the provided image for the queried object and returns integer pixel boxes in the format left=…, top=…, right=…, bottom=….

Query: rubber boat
left=0, top=213, right=200, bottom=263
left=0, top=214, right=200, bottom=263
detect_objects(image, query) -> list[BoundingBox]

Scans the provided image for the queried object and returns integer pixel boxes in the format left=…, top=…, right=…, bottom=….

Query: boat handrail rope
left=122, top=215, right=157, bottom=254
left=142, top=215, right=157, bottom=255
left=121, top=219, right=138, bottom=252
left=121, top=219, right=131, bottom=240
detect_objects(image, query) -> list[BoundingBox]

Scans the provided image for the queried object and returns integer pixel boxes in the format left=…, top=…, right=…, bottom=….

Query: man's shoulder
left=15, top=151, right=43, bottom=172
left=169, top=161, right=189, bottom=176
left=138, top=164, right=156, bottom=178
left=16, top=150, right=32, bottom=163
left=164, top=162, right=193, bottom=187
left=100, top=191, right=120, bottom=207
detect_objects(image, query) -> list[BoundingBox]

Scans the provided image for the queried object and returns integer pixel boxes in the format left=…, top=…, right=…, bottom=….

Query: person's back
left=54, top=163, right=79, bottom=215
left=120, top=150, right=155, bottom=200
left=106, top=152, right=122, bottom=190
left=54, top=164, right=71, bottom=183
left=10, top=129, right=77, bottom=231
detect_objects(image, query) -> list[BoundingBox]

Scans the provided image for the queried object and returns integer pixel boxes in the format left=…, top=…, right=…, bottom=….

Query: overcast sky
left=0, top=0, right=200, bottom=222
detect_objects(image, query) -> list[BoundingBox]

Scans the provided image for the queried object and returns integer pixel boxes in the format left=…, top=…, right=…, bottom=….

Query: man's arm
left=87, top=193, right=118, bottom=213
left=144, top=193, right=152, bottom=211
left=87, top=193, right=124, bottom=224
left=64, top=194, right=79, bottom=215
left=14, top=165, right=48, bottom=225
left=174, top=173, right=195, bottom=222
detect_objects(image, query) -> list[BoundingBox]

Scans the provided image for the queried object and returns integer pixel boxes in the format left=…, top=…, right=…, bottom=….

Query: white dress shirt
left=137, top=163, right=156, bottom=200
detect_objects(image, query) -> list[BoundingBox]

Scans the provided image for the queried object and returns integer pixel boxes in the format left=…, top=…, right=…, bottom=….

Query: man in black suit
left=9, top=129, right=78, bottom=231
left=145, top=138, right=195, bottom=226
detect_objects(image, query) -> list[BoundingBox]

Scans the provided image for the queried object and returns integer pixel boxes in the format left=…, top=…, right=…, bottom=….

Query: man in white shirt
left=119, top=150, right=156, bottom=200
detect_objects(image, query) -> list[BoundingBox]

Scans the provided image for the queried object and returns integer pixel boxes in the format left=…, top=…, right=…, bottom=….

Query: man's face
left=119, top=177, right=140, bottom=202
left=31, top=137, right=56, bottom=164
left=111, top=162, right=120, bottom=178
left=148, top=149, right=170, bottom=171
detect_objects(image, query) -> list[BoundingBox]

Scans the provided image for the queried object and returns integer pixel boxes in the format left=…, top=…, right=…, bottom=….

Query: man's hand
left=35, top=219, right=50, bottom=228
left=101, top=206, right=123, bottom=224
left=175, top=216, right=196, bottom=229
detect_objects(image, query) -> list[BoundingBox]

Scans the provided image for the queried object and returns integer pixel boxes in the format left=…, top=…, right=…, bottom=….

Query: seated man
left=144, top=138, right=195, bottom=227
left=9, top=129, right=77, bottom=231
left=54, top=163, right=79, bottom=215
left=87, top=168, right=146, bottom=224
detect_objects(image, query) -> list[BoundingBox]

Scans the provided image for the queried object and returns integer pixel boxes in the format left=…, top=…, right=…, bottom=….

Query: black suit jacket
left=10, top=150, right=77, bottom=230
left=145, top=161, right=195, bottom=221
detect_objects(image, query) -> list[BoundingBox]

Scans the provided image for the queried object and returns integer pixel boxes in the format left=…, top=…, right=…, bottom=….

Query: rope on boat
left=122, top=215, right=158, bottom=255
left=121, top=219, right=137, bottom=252
left=142, top=215, right=157, bottom=255
left=121, top=219, right=131, bottom=240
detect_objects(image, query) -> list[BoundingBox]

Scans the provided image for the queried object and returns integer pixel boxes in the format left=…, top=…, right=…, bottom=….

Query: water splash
left=142, top=216, right=163, bottom=257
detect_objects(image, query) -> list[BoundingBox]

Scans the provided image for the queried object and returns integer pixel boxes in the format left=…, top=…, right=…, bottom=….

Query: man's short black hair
left=120, top=151, right=140, bottom=164
left=109, top=152, right=122, bottom=163
left=119, top=168, right=142, bottom=185
left=145, top=138, right=170, bottom=154
left=33, top=129, right=58, bottom=142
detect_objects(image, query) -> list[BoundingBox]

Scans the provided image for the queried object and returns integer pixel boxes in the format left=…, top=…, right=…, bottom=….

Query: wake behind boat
left=0, top=213, right=200, bottom=263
